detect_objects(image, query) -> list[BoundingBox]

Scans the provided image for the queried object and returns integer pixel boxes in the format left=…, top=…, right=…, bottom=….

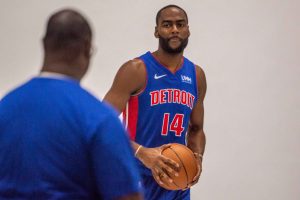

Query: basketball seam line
left=169, top=147, right=189, bottom=188
left=168, top=174, right=180, bottom=189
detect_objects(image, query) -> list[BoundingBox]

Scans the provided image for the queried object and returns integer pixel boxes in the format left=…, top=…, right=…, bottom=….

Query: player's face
left=155, top=7, right=190, bottom=54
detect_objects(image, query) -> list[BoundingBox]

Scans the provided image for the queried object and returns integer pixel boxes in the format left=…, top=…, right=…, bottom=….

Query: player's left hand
left=182, top=153, right=202, bottom=190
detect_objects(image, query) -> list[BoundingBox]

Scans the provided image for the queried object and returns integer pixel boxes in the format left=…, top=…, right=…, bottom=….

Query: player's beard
left=159, top=35, right=189, bottom=54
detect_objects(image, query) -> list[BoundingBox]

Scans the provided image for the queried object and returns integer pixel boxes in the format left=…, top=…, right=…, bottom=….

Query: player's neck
left=153, top=50, right=183, bottom=73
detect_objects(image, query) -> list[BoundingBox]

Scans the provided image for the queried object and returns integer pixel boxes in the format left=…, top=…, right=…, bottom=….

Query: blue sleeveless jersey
left=124, top=51, right=198, bottom=175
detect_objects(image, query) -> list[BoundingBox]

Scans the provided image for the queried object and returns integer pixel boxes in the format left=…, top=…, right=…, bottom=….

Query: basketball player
left=0, top=9, right=142, bottom=200
left=104, top=5, right=206, bottom=200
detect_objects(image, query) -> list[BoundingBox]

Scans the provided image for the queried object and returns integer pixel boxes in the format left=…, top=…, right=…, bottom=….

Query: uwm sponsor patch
left=149, top=89, right=195, bottom=109
left=181, top=75, right=192, bottom=84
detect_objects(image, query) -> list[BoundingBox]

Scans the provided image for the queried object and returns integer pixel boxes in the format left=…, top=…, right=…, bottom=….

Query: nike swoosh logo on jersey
left=154, top=74, right=167, bottom=79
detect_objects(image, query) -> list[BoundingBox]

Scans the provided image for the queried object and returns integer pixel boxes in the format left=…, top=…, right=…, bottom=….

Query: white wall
left=1, top=0, right=299, bottom=199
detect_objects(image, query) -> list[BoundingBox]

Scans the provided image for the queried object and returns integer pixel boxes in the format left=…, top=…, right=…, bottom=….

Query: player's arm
left=186, top=65, right=207, bottom=186
left=103, top=59, right=146, bottom=157
left=104, top=60, right=180, bottom=184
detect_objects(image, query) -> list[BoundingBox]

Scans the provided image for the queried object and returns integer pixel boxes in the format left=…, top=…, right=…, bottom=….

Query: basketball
left=153, top=143, right=198, bottom=190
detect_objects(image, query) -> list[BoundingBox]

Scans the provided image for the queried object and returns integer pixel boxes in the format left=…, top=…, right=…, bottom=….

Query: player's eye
left=177, top=23, right=186, bottom=28
left=162, top=23, right=171, bottom=28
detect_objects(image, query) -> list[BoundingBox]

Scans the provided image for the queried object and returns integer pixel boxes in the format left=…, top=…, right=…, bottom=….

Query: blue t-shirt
left=0, top=77, right=140, bottom=199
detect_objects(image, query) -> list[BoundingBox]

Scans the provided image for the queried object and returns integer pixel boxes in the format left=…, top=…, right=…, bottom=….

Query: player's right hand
left=136, top=144, right=181, bottom=184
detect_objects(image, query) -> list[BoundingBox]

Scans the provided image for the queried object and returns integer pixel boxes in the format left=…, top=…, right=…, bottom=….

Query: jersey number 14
left=161, top=113, right=185, bottom=137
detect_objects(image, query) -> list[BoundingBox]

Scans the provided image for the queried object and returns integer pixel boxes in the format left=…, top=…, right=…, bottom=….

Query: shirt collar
left=38, top=72, right=79, bottom=82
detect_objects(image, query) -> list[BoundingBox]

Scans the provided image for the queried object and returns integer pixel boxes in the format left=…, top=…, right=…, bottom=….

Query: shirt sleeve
left=89, top=110, right=141, bottom=200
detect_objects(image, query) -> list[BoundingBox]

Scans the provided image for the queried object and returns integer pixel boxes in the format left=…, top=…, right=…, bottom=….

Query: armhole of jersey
left=123, top=96, right=139, bottom=141
left=131, top=58, right=148, bottom=97
left=194, top=64, right=199, bottom=102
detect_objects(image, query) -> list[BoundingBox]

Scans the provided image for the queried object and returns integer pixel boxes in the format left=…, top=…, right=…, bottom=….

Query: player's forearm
left=187, top=129, right=206, bottom=156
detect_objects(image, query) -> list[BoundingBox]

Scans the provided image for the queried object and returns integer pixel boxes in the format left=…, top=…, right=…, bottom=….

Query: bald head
left=43, top=9, right=91, bottom=54
left=42, top=9, right=93, bottom=80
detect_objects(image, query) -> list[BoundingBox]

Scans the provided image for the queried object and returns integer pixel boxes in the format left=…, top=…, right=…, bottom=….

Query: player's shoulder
left=185, top=61, right=206, bottom=93
left=193, top=64, right=207, bottom=99
left=120, top=58, right=145, bottom=75
left=115, top=58, right=146, bottom=88
left=194, top=64, right=205, bottom=77
left=183, top=57, right=205, bottom=74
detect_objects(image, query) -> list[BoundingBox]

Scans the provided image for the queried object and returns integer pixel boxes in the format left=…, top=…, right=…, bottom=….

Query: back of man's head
left=43, top=9, right=92, bottom=61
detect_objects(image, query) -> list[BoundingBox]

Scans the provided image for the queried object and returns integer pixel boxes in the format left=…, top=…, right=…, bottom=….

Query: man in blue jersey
left=0, top=9, right=142, bottom=200
left=104, top=5, right=206, bottom=200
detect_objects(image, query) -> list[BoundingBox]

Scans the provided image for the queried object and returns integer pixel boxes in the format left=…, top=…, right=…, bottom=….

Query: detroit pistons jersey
left=124, top=51, right=198, bottom=175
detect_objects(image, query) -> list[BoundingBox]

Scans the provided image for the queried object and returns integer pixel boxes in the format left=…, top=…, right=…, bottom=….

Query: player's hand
left=182, top=153, right=202, bottom=190
left=136, top=144, right=180, bottom=184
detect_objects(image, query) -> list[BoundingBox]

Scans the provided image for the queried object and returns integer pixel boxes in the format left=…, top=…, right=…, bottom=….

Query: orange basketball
left=153, top=143, right=198, bottom=190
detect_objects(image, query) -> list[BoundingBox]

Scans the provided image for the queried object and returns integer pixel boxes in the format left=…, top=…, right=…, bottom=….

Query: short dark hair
left=43, top=9, right=92, bottom=53
left=155, top=5, right=188, bottom=25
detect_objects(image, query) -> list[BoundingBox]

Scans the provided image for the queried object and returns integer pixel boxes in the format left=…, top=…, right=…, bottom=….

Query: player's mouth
left=168, top=36, right=181, bottom=42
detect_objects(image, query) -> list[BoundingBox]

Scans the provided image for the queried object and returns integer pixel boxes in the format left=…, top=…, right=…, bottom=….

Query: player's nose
left=171, top=24, right=179, bottom=34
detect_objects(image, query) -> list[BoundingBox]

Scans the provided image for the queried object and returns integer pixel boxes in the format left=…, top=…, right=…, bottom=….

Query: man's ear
left=154, top=26, right=159, bottom=38
left=84, top=40, right=91, bottom=58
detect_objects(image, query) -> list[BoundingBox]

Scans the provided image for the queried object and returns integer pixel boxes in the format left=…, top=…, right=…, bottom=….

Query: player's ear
left=154, top=26, right=159, bottom=38
left=187, top=25, right=190, bottom=37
